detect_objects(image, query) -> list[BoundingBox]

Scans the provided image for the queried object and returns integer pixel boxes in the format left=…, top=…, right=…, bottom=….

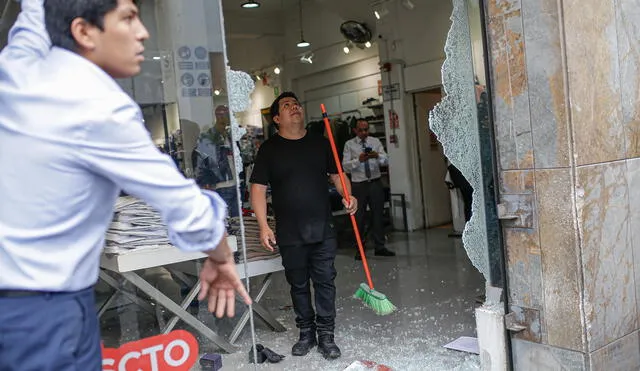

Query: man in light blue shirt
left=0, top=1, right=251, bottom=370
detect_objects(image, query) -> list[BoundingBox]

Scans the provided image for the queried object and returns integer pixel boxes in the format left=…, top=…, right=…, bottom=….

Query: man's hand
left=198, top=235, right=251, bottom=318
left=359, top=153, right=369, bottom=162
left=260, top=226, right=276, bottom=252
left=342, top=196, right=358, bottom=215
left=198, top=257, right=252, bottom=318
left=369, top=151, right=379, bottom=158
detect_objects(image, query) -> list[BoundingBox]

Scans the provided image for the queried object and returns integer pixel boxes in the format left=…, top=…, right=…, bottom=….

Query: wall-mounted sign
left=181, top=73, right=195, bottom=87
left=389, top=109, right=399, bottom=129
left=182, top=88, right=197, bottom=97
left=197, top=73, right=211, bottom=87
left=177, top=46, right=191, bottom=60
left=194, top=46, right=208, bottom=60
left=102, top=330, right=198, bottom=371
left=382, top=83, right=400, bottom=101
left=178, top=62, right=194, bottom=70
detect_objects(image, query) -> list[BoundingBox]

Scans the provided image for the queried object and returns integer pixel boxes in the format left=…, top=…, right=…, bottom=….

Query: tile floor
left=100, top=228, right=484, bottom=370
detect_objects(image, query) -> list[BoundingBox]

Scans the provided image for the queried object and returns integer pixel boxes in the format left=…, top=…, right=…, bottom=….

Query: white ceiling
left=222, top=0, right=378, bottom=40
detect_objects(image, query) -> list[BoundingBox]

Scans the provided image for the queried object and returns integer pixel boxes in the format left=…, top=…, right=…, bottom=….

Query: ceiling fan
left=339, top=21, right=372, bottom=46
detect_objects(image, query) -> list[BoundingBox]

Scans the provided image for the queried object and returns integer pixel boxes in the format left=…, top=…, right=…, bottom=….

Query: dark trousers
left=459, top=184, right=473, bottom=222
left=279, top=238, right=337, bottom=334
left=0, top=286, right=102, bottom=371
left=216, top=185, right=239, bottom=217
left=352, top=178, right=385, bottom=250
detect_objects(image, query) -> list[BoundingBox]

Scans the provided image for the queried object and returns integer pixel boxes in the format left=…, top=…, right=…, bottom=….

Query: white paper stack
left=103, top=196, right=172, bottom=254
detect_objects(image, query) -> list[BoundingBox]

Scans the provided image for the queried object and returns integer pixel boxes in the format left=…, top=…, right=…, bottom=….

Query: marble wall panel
left=576, top=161, right=636, bottom=351
left=522, top=0, right=570, bottom=168
left=563, top=0, right=624, bottom=165
left=536, top=168, right=584, bottom=351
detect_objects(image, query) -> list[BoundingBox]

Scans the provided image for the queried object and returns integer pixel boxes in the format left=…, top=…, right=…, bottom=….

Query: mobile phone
left=364, top=147, right=372, bottom=153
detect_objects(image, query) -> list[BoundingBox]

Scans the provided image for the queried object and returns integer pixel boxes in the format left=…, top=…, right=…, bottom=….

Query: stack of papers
left=104, top=197, right=172, bottom=254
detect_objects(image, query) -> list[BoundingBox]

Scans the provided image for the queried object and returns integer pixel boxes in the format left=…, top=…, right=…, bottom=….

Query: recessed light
left=214, top=89, right=221, bottom=95
left=274, top=67, right=281, bottom=75
left=241, top=1, right=260, bottom=9
left=365, top=41, right=372, bottom=48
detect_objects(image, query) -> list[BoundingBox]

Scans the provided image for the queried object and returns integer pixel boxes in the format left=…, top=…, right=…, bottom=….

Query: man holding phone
left=342, top=119, right=396, bottom=260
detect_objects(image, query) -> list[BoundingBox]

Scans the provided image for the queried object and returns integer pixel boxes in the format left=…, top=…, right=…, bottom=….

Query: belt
left=0, top=290, right=47, bottom=298
left=354, top=177, right=381, bottom=184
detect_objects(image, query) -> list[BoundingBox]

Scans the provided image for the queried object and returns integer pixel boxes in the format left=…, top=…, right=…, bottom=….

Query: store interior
left=0, top=0, right=489, bottom=369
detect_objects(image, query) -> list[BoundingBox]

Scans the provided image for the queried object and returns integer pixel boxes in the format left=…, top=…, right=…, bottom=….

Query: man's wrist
left=257, top=219, right=269, bottom=229
left=207, top=236, right=233, bottom=264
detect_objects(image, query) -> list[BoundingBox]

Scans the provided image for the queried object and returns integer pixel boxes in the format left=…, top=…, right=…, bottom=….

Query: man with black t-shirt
left=250, top=92, right=357, bottom=360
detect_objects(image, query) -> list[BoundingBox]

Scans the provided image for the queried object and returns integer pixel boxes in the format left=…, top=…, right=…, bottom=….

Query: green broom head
left=354, top=283, right=397, bottom=316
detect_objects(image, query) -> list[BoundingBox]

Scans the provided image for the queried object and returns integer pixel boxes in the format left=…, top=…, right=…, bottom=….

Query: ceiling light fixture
left=401, top=0, right=415, bottom=10
left=373, top=6, right=389, bottom=20
left=300, top=53, right=314, bottom=64
left=296, top=0, right=310, bottom=48
left=274, top=66, right=281, bottom=75
left=241, top=1, right=260, bottom=9
left=214, top=89, right=221, bottom=95
left=365, top=41, right=372, bottom=48
left=343, top=45, right=351, bottom=54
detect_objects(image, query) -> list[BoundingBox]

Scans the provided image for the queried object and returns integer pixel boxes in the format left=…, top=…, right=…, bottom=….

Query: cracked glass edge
left=225, top=68, right=254, bottom=176
left=429, top=0, right=490, bottom=280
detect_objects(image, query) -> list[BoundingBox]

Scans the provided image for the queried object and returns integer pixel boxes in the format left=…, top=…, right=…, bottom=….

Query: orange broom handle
left=321, top=104, right=375, bottom=290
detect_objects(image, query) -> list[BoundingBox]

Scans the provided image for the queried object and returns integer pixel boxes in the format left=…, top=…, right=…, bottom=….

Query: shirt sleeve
left=249, top=143, right=270, bottom=185
left=325, top=139, right=338, bottom=175
left=374, top=137, right=388, bottom=166
left=2, top=0, right=51, bottom=61
left=342, top=140, right=361, bottom=172
left=77, top=94, right=227, bottom=253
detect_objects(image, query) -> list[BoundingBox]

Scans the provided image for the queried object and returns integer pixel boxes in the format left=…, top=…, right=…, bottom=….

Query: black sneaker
left=292, top=328, right=317, bottom=356
left=374, top=247, right=396, bottom=257
left=317, top=334, right=341, bottom=360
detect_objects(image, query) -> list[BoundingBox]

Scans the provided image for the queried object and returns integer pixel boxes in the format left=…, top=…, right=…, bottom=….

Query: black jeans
left=352, top=178, right=385, bottom=250
left=279, top=238, right=337, bottom=334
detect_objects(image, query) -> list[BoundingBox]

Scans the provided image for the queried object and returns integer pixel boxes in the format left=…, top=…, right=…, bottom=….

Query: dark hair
left=270, top=91, right=300, bottom=120
left=44, top=0, right=120, bottom=51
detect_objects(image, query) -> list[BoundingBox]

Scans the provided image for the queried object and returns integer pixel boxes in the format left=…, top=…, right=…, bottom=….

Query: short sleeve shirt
left=250, top=132, right=338, bottom=246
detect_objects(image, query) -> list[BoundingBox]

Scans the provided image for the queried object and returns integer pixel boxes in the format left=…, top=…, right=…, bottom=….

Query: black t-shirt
left=250, top=132, right=338, bottom=246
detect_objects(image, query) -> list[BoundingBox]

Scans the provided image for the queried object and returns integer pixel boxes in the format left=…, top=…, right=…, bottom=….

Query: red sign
left=102, top=330, right=199, bottom=371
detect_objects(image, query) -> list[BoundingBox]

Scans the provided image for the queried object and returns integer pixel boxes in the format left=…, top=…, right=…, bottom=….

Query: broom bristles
left=354, top=283, right=397, bottom=316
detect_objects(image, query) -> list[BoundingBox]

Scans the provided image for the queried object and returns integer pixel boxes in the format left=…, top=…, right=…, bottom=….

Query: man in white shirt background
left=342, top=119, right=396, bottom=260
left=0, top=1, right=250, bottom=370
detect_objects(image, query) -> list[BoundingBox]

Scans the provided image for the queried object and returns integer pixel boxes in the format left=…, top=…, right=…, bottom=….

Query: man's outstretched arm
left=4, top=0, right=50, bottom=60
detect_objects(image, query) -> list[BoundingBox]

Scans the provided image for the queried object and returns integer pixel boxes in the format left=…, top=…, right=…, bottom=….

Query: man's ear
left=69, top=18, right=99, bottom=51
left=273, top=115, right=280, bottom=124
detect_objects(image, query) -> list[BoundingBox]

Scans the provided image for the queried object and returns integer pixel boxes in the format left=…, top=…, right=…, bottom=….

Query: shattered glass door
left=430, top=0, right=503, bottom=290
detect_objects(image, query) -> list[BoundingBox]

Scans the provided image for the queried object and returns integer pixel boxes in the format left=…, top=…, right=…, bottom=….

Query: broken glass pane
left=430, top=0, right=491, bottom=282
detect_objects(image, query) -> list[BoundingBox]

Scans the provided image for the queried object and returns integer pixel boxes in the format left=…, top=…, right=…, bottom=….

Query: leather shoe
left=317, top=334, right=341, bottom=360
left=292, top=328, right=317, bottom=356
left=375, top=247, right=396, bottom=257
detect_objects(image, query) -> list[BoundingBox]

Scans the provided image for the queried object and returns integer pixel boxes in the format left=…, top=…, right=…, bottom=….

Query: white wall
left=236, top=82, right=277, bottom=128
left=372, top=0, right=453, bottom=230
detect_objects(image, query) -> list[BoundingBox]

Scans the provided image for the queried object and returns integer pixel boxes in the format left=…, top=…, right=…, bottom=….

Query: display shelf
left=100, top=236, right=237, bottom=273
